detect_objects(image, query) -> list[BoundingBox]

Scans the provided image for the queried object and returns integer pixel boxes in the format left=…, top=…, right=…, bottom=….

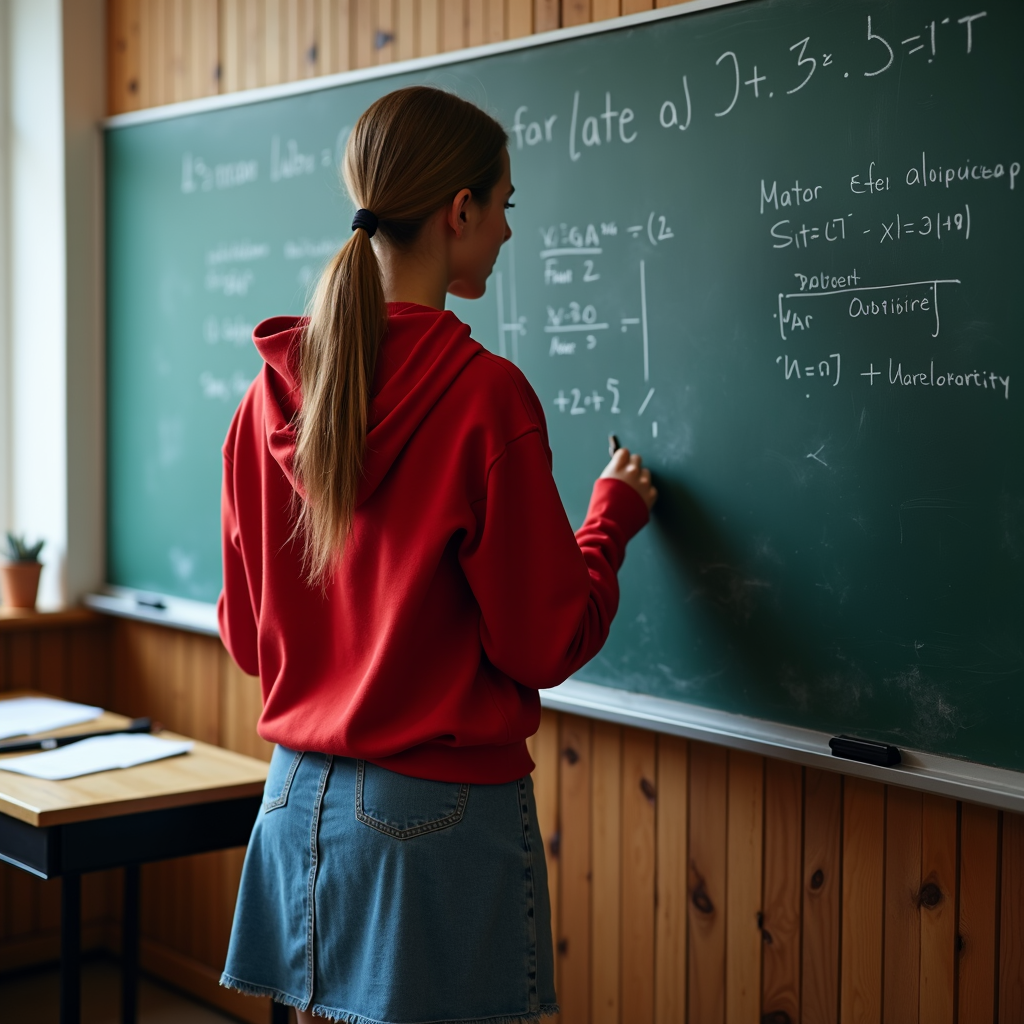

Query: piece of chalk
left=609, top=434, right=620, bottom=456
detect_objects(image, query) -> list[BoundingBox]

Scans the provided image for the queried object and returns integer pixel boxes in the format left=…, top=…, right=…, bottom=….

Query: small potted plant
left=2, top=533, right=45, bottom=610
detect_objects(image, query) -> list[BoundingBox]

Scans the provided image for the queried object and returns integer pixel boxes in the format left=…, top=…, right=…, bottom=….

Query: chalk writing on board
left=867, top=207, right=971, bottom=242
left=776, top=278, right=960, bottom=340
left=510, top=107, right=558, bottom=149
left=568, top=91, right=638, bottom=162
left=203, top=316, right=255, bottom=347
left=181, top=153, right=258, bottom=194
left=906, top=153, right=1020, bottom=189
left=270, top=138, right=315, bottom=182
left=770, top=216, right=850, bottom=248
left=206, top=241, right=269, bottom=264
left=495, top=236, right=525, bottom=362
left=655, top=10, right=991, bottom=135
left=776, top=354, right=841, bottom=386
left=761, top=180, right=824, bottom=212
left=856, top=360, right=1011, bottom=399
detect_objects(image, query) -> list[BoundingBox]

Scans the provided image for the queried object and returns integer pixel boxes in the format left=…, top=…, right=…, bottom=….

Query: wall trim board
left=103, top=0, right=743, bottom=130
left=541, top=680, right=1024, bottom=813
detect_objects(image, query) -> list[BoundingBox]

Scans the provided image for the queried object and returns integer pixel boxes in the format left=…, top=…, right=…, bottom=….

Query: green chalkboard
left=105, top=0, right=1024, bottom=769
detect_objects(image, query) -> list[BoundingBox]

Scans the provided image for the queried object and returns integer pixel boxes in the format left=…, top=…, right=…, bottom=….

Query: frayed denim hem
left=310, top=1004, right=561, bottom=1024
left=221, top=976, right=559, bottom=1024
left=219, top=972, right=308, bottom=1010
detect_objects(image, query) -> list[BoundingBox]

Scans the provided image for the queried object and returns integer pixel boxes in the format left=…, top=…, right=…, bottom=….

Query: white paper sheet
left=0, top=697, right=104, bottom=740
left=0, top=734, right=194, bottom=780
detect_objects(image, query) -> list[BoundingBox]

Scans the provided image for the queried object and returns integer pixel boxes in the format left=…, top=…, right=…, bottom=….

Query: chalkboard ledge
left=543, top=679, right=1024, bottom=813
left=84, top=587, right=219, bottom=636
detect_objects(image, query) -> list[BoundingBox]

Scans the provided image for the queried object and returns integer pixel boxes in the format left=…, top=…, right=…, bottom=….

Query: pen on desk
left=608, top=434, right=620, bottom=457
left=0, top=717, right=153, bottom=755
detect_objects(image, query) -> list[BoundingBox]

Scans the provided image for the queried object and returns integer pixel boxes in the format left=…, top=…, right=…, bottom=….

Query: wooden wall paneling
left=687, top=741, right=727, bottom=1024
left=318, top=0, right=351, bottom=72
left=394, top=0, right=417, bottom=60
left=534, top=0, right=559, bottom=34
left=353, top=0, right=376, bottom=68
left=219, top=655, right=273, bottom=759
left=442, top=0, right=468, bottom=51
left=182, top=0, right=220, bottom=101
left=919, top=795, right=958, bottom=1024
left=958, top=802, right=998, bottom=1024
left=263, top=0, right=285, bottom=84
left=761, top=758, right=803, bottom=1023
left=562, top=0, right=590, bottom=30
left=136, top=0, right=160, bottom=107
left=485, top=0, right=505, bottom=43
left=654, top=735, right=687, bottom=1023
left=247, top=0, right=270, bottom=86
left=36, top=629, right=69, bottom=699
left=178, top=631, right=221, bottom=744
left=418, top=0, right=441, bottom=54
left=725, top=749, right=764, bottom=1024
left=620, top=727, right=656, bottom=1024
left=372, top=0, right=395, bottom=65
left=507, top=0, right=532, bottom=37
left=220, top=0, right=242, bottom=91
left=558, top=713, right=592, bottom=1024
left=840, top=777, right=884, bottom=1024
left=802, top=767, right=841, bottom=1024
left=295, top=0, right=322, bottom=78
left=882, top=785, right=923, bottom=1024
left=590, top=721, right=622, bottom=1024
left=108, top=0, right=143, bottom=113
left=591, top=0, right=619, bottom=23
left=621, top=0, right=651, bottom=16
left=226, top=0, right=268, bottom=90
left=8, top=631, right=37, bottom=690
left=468, top=0, right=486, bottom=46
left=529, top=708, right=561, bottom=972
left=67, top=625, right=114, bottom=708
left=1000, top=812, right=1024, bottom=1023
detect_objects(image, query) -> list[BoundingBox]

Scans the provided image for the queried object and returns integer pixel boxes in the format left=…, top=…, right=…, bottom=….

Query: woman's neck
left=375, top=211, right=449, bottom=311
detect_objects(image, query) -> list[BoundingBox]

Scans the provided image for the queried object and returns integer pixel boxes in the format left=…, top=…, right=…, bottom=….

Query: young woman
left=218, top=86, right=657, bottom=1024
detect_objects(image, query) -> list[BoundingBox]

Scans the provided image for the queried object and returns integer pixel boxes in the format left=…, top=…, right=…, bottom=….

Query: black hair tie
left=351, top=208, right=378, bottom=238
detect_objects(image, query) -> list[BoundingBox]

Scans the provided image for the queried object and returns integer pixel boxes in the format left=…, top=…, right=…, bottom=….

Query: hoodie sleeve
left=218, top=448, right=260, bottom=677
left=460, top=428, right=649, bottom=689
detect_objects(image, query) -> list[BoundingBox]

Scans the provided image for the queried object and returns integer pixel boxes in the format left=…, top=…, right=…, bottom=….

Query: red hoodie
left=219, top=303, right=649, bottom=783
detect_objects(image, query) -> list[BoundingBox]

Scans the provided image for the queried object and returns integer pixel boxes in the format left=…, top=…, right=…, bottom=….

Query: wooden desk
left=0, top=692, right=270, bottom=1024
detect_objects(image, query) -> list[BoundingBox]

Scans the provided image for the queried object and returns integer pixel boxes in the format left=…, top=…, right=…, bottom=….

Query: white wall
left=2, top=0, right=105, bottom=607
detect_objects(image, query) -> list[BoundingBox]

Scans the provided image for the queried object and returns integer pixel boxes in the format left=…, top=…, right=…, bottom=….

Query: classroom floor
left=0, top=956, right=244, bottom=1023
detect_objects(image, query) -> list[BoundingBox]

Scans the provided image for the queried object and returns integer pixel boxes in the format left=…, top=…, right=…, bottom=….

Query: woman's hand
left=600, top=447, right=658, bottom=511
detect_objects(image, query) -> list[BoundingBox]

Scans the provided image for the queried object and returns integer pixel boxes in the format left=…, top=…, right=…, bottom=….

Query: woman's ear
left=446, top=188, right=474, bottom=239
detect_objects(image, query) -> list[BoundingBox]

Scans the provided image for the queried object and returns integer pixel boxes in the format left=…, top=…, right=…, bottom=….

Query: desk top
left=0, top=692, right=268, bottom=827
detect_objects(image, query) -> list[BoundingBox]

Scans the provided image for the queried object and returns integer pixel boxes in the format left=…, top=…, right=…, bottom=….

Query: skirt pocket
left=262, top=746, right=304, bottom=812
left=355, top=759, right=469, bottom=840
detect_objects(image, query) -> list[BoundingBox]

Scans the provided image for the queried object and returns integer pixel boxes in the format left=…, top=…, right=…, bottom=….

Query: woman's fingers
left=598, top=446, right=658, bottom=510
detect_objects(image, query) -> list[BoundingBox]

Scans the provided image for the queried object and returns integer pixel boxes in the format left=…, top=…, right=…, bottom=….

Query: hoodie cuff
left=586, top=477, right=650, bottom=543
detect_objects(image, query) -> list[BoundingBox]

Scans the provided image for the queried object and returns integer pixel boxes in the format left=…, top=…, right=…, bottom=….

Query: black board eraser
left=829, top=735, right=901, bottom=767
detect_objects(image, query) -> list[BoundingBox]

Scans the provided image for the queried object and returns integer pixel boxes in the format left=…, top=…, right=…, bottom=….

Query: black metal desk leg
left=122, top=863, right=141, bottom=1024
left=60, top=872, right=81, bottom=1024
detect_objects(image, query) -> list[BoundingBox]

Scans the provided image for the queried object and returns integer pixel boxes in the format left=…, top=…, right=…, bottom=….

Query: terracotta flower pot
left=1, top=562, right=43, bottom=609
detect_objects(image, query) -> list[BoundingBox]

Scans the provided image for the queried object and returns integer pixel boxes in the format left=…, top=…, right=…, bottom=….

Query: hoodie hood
left=253, top=303, right=482, bottom=505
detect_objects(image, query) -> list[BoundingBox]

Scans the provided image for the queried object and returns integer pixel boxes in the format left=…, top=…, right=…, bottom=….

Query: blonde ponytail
left=293, top=87, right=507, bottom=582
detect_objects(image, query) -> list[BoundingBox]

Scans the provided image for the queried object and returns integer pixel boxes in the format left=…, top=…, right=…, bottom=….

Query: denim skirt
left=221, top=746, right=558, bottom=1024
